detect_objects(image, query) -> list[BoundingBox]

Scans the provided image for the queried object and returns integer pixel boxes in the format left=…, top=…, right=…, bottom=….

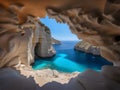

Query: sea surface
left=33, top=41, right=112, bottom=73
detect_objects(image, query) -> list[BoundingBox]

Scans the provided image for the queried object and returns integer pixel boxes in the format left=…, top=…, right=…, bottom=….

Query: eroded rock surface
left=75, top=41, right=100, bottom=55
left=35, top=22, right=56, bottom=58
left=0, top=12, right=38, bottom=68
left=0, top=0, right=120, bottom=66
left=47, top=0, right=120, bottom=66
left=0, top=0, right=120, bottom=90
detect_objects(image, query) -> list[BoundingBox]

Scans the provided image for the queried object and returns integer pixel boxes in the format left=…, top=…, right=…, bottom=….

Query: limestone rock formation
left=47, top=0, right=120, bottom=66
left=0, top=67, right=80, bottom=90
left=1, top=66, right=120, bottom=90
left=0, top=0, right=120, bottom=66
left=0, top=14, right=39, bottom=68
left=52, top=37, right=61, bottom=44
left=75, top=41, right=100, bottom=55
left=35, top=22, right=56, bottom=58
left=0, top=0, right=120, bottom=90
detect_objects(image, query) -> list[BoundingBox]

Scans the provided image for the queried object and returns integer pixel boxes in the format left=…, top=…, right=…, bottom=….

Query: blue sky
left=40, top=16, right=79, bottom=41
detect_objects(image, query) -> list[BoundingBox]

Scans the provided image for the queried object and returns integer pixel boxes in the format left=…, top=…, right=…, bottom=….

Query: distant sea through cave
left=32, top=41, right=112, bottom=73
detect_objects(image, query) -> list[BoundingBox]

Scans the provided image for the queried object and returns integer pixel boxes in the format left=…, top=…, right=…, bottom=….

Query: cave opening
left=40, top=16, right=79, bottom=41
left=33, top=16, right=112, bottom=73
left=0, top=1, right=120, bottom=89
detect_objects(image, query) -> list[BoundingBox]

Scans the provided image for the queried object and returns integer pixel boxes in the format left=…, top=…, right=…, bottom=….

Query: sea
left=32, top=41, right=112, bottom=73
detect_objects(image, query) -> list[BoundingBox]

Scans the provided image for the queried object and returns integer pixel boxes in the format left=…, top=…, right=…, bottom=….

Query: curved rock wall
left=35, top=22, right=56, bottom=58
left=46, top=1, right=120, bottom=66
left=0, top=0, right=120, bottom=66
left=0, top=5, right=56, bottom=67
left=0, top=7, right=38, bottom=68
left=0, top=0, right=120, bottom=90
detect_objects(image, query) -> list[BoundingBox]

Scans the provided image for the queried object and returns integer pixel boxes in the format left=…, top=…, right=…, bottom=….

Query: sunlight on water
left=33, top=41, right=112, bottom=73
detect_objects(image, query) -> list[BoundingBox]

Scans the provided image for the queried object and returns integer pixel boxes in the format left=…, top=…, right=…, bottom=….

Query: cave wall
left=0, top=0, right=120, bottom=90
left=35, top=22, right=56, bottom=58
left=0, top=0, right=120, bottom=67
left=0, top=5, right=56, bottom=68
left=46, top=0, right=120, bottom=66
left=0, top=11, right=40, bottom=68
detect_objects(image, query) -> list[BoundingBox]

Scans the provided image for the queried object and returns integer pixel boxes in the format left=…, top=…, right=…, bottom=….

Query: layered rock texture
left=52, top=38, right=61, bottom=44
left=75, top=41, right=100, bottom=55
left=0, top=15, right=37, bottom=68
left=47, top=0, right=120, bottom=66
left=0, top=0, right=120, bottom=90
left=35, top=22, right=56, bottom=58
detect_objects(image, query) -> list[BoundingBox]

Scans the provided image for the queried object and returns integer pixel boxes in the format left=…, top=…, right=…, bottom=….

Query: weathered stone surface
left=0, top=0, right=120, bottom=90
left=35, top=22, right=56, bottom=58
left=1, top=66, right=120, bottom=90
left=0, top=14, right=38, bottom=68
left=0, top=0, right=120, bottom=66
left=47, top=1, right=120, bottom=65
left=77, top=66, right=120, bottom=90
left=75, top=41, right=100, bottom=55
left=0, top=67, right=79, bottom=89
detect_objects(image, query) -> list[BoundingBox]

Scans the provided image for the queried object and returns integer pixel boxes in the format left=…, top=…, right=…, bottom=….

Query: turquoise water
left=33, top=41, right=112, bottom=73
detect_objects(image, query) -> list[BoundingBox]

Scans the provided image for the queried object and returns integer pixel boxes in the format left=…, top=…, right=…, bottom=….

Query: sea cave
left=0, top=0, right=120, bottom=90
left=33, top=16, right=112, bottom=73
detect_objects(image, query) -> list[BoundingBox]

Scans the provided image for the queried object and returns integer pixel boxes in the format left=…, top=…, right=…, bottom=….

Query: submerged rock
left=75, top=41, right=100, bottom=55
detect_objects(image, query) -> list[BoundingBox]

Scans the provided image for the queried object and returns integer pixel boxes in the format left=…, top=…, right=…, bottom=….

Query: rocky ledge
left=1, top=66, right=120, bottom=90
left=0, top=0, right=120, bottom=90
left=0, top=66, right=79, bottom=88
left=75, top=41, right=100, bottom=55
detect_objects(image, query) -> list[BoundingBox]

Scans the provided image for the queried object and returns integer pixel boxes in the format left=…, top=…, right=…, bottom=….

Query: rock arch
left=0, top=0, right=120, bottom=90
